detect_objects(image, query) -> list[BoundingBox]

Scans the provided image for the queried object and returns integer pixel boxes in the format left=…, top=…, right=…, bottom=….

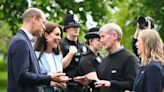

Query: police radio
left=74, top=45, right=87, bottom=62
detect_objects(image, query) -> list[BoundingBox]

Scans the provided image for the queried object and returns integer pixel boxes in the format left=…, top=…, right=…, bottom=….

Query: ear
left=113, top=32, right=118, bottom=40
left=89, top=39, right=93, bottom=45
left=31, top=17, right=36, bottom=24
left=44, top=32, right=49, bottom=39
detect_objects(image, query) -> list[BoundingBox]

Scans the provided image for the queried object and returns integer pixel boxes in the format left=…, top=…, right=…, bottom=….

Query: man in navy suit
left=7, top=8, right=69, bottom=92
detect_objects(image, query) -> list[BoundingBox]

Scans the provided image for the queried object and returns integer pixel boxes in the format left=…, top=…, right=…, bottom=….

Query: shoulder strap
left=37, top=51, right=44, bottom=62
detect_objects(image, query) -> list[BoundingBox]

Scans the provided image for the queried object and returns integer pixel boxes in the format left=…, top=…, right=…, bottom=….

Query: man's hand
left=73, top=76, right=90, bottom=85
left=50, top=72, right=71, bottom=83
left=94, top=80, right=111, bottom=88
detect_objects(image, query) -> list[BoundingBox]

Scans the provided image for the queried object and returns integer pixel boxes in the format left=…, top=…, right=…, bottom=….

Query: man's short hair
left=22, top=8, right=45, bottom=22
left=99, top=23, right=123, bottom=41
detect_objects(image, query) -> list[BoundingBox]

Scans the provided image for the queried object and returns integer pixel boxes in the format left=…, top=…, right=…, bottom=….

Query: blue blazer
left=35, top=51, right=63, bottom=74
left=133, top=61, right=163, bottom=92
left=7, top=29, right=52, bottom=92
left=35, top=51, right=63, bottom=92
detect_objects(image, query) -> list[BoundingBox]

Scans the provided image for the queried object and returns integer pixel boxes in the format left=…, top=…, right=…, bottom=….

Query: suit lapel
left=134, top=66, right=145, bottom=89
left=18, top=29, right=39, bottom=71
left=18, top=30, right=31, bottom=43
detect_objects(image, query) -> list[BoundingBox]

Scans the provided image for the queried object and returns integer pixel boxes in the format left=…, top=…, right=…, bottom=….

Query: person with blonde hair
left=133, top=29, right=164, bottom=92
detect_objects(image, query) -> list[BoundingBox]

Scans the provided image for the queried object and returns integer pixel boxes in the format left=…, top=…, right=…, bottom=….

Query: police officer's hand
left=69, top=46, right=78, bottom=55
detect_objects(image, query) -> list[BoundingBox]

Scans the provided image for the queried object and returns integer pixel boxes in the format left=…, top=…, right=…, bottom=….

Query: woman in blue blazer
left=35, top=22, right=65, bottom=92
left=133, top=29, right=164, bottom=92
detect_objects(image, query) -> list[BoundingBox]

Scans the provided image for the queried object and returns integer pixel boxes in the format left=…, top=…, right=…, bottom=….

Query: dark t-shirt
left=98, top=48, right=137, bottom=92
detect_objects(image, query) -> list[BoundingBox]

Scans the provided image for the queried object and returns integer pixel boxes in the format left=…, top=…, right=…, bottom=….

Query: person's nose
left=100, top=38, right=103, bottom=43
left=135, top=41, right=138, bottom=48
left=58, top=35, right=62, bottom=41
left=59, top=36, right=61, bottom=40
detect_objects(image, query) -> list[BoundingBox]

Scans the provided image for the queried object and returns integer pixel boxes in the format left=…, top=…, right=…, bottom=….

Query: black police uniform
left=78, top=48, right=102, bottom=92
left=78, top=27, right=102, bottom=92
left=60, top=13, right=87, bottom=92
left=60, top=38, right=87, bottom=92
left=60, top=38, right=87, bottom=78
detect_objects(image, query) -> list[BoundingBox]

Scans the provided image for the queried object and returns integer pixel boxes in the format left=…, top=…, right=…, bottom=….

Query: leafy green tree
left=127, top=0, right=164, bottom=40
left=0, top=21, right=12, bottom=53
left=0, top=0, right=163, bottom=53
left=0, top=0, right=110, bottom=34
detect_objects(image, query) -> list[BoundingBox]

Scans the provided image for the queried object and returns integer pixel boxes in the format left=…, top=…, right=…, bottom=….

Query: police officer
left=60, top=13, right=87, bottom=92
left=77, top=27, right=103, bottom=92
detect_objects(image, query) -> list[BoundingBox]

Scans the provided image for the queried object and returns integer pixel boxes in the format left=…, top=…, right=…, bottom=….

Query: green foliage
left=0, top=0, right=164, bottom=52
left=1, top=0, right=28, bottom=34
left=1, top=0, right=111, bottom=33
left=127, top=0, right=164, bottom=41
left=0, top=56, right=7, bottom=92
left=0, top=21, right=13, bottom=53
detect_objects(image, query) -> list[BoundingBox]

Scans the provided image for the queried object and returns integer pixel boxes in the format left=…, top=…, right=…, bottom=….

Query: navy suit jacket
left=133, top=61, right=163, bottom=92
left=7, top=29, right=52, bottom=92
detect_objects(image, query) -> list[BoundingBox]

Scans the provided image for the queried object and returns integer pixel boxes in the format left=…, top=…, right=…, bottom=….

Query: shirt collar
left=109, top=45, right=124, bottom=55
left=21, top=28, right=34, bottom=42
left=65, top=37, right=77, bottom=45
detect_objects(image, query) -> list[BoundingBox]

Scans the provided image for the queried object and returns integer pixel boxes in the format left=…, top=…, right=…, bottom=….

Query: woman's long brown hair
left=34, top=22, right=63, bottom=61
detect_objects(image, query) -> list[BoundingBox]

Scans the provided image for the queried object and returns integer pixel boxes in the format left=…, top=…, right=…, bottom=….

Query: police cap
left=64, top=14, right=81, bottom=31
left=85, top=27, right=100, bottom=39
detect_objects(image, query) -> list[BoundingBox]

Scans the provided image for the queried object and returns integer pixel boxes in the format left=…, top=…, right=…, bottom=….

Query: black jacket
left=133, top=61, right=164, bottom=92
